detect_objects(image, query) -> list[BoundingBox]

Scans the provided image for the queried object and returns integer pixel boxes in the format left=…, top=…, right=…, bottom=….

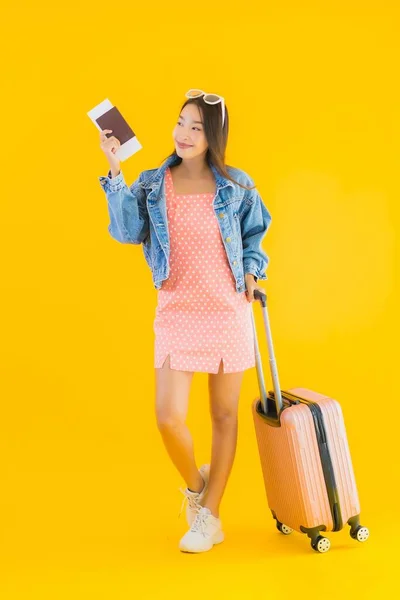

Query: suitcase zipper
left=270, top=390, right=343, bottom=532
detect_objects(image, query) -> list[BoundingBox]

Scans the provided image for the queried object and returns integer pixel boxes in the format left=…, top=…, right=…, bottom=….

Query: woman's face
left=172, top=102, right=208, bottom=159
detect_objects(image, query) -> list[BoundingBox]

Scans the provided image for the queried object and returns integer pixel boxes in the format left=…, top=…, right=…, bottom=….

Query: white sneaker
left=178, top=464, right=210, bottom=526
left=179, top=506, right=224, bottom=553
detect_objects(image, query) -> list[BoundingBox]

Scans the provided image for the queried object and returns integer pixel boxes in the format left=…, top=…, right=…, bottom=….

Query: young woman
left=99, top=90, right=272, bottom=553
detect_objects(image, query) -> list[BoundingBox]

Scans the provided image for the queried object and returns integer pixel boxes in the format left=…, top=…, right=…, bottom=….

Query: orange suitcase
left=250, top=289, right=370, bottom=553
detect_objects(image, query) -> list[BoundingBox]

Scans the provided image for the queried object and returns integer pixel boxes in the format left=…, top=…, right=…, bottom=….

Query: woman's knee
left=210, top=406, right=238, bottom=428
left=156, top=407, right=186, bottom=433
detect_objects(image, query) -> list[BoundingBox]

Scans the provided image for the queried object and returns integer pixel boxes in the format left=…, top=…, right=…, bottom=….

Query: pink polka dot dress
left=153, top=167, right=256, bottom=374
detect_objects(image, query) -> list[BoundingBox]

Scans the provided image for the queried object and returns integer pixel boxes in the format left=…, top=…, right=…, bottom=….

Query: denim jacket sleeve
left=240, top=183, right=272, bottom=282
left=98, top=169, right=149, bottom=244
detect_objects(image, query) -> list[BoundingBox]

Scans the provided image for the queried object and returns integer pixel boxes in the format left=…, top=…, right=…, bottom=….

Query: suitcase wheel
left=276, top=521, right=293, bottom=535
left=311, top=536, right=331, bottom=553
left=350, top=525, right=370, bottom=543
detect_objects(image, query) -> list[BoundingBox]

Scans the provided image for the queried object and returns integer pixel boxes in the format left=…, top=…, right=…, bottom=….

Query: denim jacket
left=98, top=152, right=272, bottom=294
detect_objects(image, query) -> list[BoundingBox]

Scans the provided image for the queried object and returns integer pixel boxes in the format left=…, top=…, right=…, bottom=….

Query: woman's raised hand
left=99, top=129, right=121, bottom=176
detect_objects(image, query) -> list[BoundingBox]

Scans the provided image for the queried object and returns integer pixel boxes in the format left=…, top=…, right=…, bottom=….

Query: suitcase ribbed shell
left=252, top=388, right=361, bottom=533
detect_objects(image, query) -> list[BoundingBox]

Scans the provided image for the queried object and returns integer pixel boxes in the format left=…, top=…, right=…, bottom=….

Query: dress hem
left=154, top=352, right=256, bottom=374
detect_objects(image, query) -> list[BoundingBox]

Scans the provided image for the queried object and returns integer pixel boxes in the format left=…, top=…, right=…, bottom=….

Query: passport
left=87, top=98, right=142, bottom=161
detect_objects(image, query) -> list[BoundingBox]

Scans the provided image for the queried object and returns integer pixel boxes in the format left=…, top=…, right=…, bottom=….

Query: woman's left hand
left=244, top=273, right=264, bottom=303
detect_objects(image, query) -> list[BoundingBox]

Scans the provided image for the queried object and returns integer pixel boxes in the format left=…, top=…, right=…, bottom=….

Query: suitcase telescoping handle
left=250, top=289, right=284, bottom=416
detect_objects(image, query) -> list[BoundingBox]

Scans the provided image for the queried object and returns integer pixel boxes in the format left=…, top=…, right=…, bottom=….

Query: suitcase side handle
left=251, top=289, right=284, bottom=416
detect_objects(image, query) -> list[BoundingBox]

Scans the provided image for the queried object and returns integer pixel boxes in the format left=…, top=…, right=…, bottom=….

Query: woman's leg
left=155, top=354, right=204, bottom=493
left=202, top=359, right=245, bottom=518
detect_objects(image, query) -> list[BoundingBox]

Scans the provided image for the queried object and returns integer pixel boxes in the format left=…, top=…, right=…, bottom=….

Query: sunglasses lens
left=203, top=94, right=220, bottom=104
left=187, top=89, right=204, bottom=98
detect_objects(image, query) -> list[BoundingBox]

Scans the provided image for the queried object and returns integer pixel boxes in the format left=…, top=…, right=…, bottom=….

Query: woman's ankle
left=187, top=474, right=205, bottom=494
left=202, top=502, right=220, bottom=519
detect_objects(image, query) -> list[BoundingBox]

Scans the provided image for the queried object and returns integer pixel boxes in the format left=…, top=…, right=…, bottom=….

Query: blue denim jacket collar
left=139, top=152, right=235, bottom=194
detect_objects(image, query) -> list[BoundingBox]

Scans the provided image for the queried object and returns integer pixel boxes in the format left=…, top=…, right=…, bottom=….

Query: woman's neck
left=175, top=156, right=211, bottom=179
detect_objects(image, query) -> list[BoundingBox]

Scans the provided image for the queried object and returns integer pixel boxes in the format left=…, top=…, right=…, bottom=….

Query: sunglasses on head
left=185, top=89, right=225, bottom=127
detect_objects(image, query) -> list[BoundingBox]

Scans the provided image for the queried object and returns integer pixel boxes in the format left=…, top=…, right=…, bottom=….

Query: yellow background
left=1, top=1, right=399, bottom=598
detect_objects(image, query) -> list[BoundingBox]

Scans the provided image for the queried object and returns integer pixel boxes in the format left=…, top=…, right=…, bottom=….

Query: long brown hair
left=160, top=97, right=256, bottom=191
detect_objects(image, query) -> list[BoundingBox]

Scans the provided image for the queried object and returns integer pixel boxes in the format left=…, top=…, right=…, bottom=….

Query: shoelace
left=189, top=510, right=209, bottom=536
left=178, top=487, right=202, bottom=518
